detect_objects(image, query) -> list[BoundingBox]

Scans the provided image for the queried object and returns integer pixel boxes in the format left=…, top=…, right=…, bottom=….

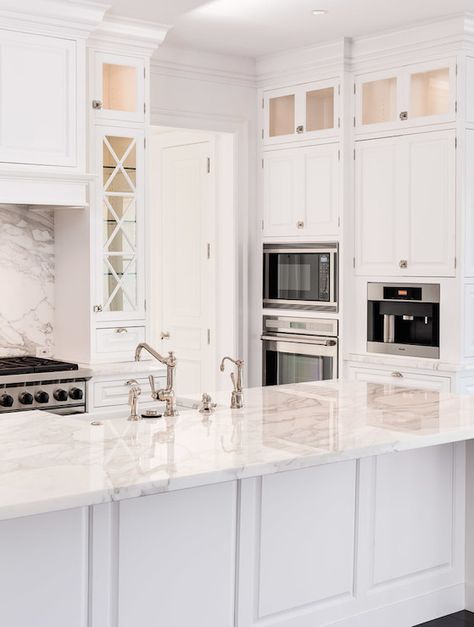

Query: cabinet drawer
left=96, top=326, right=145, bottom=356
left=348, top=366, right=451, bottom=391
left=92, top=375, right=166, bottom=409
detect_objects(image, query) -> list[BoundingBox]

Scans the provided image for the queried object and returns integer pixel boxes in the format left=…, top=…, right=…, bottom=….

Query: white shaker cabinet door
left=263, top=148, right=300, bottom=237
left=355, top=137, right=403, bottom=275
left=403, top=131, right=456, bottom=277
left=303, top=143, right=339, bottom=236
left=0, top=30, right=77, bottom=167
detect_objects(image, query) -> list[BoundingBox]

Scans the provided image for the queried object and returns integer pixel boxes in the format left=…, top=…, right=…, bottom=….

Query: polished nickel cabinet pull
left=391, top=371, right=404, bottom=378
left=115, top=328, right=128, bottom=334
left=161, top=331, right=171, bottom=340
left=399, top=259, right=408, bottom=268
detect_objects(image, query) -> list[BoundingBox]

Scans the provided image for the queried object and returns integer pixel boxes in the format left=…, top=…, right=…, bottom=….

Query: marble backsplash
left=0, top=205, right=54, bottom=357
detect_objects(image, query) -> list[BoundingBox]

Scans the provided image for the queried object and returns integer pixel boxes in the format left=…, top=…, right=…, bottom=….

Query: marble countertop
left=2, top=380, right=474, bottom=521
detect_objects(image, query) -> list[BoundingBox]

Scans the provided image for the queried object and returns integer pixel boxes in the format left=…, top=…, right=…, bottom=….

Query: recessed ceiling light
left=312, top=9, right=328, bottom=15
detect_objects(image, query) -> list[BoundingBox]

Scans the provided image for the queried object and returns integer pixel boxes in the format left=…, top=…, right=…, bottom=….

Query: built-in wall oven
left=263, top=243, right=338, bottom=312
left=262, top=316, right=338, bottom=386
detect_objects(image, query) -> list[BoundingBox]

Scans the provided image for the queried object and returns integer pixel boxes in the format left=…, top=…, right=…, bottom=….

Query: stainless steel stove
left=0, top=357, right=92, bottom=415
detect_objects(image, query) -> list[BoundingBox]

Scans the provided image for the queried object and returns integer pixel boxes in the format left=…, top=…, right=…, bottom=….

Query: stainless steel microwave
left=263, top=243, right=338, bottom=312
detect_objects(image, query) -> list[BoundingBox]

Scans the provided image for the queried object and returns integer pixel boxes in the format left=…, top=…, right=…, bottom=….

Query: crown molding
left=0, top=0, right=110, bottom=38
left=151, top=45, right=256, bottom=89
left=89, top=15, right=171, bottom=55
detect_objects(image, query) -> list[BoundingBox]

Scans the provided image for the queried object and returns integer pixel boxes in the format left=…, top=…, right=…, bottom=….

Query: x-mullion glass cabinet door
left=92, top=52, right=145, bottom=123
left=95, top=127, right=145, bottom=321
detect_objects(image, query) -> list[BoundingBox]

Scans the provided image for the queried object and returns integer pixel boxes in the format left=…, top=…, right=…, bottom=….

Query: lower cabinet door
left=348, top=365, right=451, bottom=391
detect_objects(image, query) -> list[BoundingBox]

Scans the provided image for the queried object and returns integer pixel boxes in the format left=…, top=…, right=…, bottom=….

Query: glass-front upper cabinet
left=95, top=127, right=145, bottom=320
left=355, top=60, right=456, bottom=133
left=92, top=52, right=145, bottom=123
left=263, top=79, right=339, bottom=145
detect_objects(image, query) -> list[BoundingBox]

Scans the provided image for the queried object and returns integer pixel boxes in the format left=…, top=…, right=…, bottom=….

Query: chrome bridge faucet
left=135, top=342, right=179, bottom=417
left=220, top=356, right=244, bottom=409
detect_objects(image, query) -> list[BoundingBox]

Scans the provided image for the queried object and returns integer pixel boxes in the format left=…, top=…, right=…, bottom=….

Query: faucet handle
left=148, top=374, right=158, bottom=399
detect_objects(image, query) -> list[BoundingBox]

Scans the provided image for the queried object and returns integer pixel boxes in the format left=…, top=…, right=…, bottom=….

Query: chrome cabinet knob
left=296, top=125, right=304, bottom=134
left=161, top=331, right=170, bottom=340
left=92, top=99, right=103, bottom=110
left=399, top=259, right=408, bottom=269
left=399, top=111, right=408, bottom=121
left=297, top=221, right=305, bottom=229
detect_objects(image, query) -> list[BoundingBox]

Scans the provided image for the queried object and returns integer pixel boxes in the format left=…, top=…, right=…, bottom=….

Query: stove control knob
left=19, top=392, right=33, bottom=405
left=35, top=391, right=49, bottom=404
left=53, top=389, right=68, bottom=402
left=0, top=394, right=14, bottom=407
left=69, top=387, right=83, bottom=401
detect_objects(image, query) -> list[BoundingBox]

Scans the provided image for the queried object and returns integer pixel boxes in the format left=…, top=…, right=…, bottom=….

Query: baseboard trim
left=466, top=582, right=474, bottom=611
left=327, top=583, right=465, bottom=627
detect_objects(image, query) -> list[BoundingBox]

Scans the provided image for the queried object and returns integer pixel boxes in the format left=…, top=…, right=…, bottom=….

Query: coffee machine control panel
left=367, top=283, right=440, bottom=359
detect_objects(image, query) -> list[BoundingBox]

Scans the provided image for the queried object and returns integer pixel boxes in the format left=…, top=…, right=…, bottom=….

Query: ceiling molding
left=151, top=45, right=256, bottom=88
left=89, top=15, right=171, bottom=55
left=0, top=0, right=110, bottom=38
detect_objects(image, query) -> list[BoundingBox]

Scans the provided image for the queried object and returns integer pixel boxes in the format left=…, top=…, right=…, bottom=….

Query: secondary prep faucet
left=135, top=342, right=179, bottom=417
left=220, top=356, right=244, bottom=409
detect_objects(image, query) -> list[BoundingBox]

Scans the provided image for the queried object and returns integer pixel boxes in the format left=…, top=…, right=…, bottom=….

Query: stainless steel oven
left=262, top=316, right=338, bottom=386
left=263, top=243, right=338, bottom=312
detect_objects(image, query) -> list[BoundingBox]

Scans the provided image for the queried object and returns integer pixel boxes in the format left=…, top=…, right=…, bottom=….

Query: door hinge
left=338, top=84, right=341, bottom=96
left=207, top=329, right=211, bottom=345
left=261, top=219, right=264, bottom=230
left=261, top=129, right=264, bottom=139
left=207, top=157, right=211, bottom=173
left=144, top=67, right=146, bottom=79
left=262, top=98, right=264, bottom=109
left=338, top=216, right=341, bottom=227
left=353, top=116, right=356, bottom=127
left=144, top=299, right=147, bottom=312
left=454, top=256, right=457, bottom=269
left=455, top=137, right=458, bottom=149
left=455, top=100, right=458, bottom=113
left=353, top=257, right=356, bottom=269
left=338, top=149, right=341, bottom=161
left=207, top=243, right=211, bottom=259
left=144, top=102, right=146, bottom=114
left=262, top=158, right=264, bottom=169
left=144, top=137, right=147, bottom=149
left=353, top=148, right=356, bottom=160
left=353, top=84, right=356, bottom=94
left=338, top=117, right=340, bottom=128
left=456, top=63, right=458, bottom=76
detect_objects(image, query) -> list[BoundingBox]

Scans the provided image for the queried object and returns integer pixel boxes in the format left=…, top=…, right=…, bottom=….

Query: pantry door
left=160, top=140, right=216, bottom=396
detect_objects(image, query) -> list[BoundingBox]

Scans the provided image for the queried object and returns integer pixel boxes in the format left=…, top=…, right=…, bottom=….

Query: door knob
left=161, top=331, right=170, bottom=340
left=399, top=259, right=408, bottom=269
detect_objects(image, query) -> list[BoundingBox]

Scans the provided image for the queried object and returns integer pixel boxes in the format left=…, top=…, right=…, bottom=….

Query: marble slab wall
left=0, top=205, right=54, bottom=357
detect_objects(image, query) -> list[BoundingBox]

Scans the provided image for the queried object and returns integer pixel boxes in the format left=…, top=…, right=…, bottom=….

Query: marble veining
left=2, top=380, right=474, bottom=520
left=0, top=205, right=54, bottom=357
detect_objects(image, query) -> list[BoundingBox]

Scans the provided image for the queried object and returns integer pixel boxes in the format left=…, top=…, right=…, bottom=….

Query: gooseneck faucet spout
left=135, top=343, right=178, bottom=417
left=220, top=356, right=244, bottom=409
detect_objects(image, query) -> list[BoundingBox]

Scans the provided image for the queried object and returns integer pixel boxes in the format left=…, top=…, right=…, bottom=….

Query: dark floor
left=415, top=611, right=474, bottom=626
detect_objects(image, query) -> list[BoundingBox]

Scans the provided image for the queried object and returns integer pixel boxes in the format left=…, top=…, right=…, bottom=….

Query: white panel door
left=0, top=508, right=88, bottom=627
left=304, top=143, right=339, bottom=236
left=0, top=30, right=76, bottom=166
left=263, top=148, right=300, bottom=237
left=117, top=482, right=237, bottom=627
left=404, top=131, right=456, bottom=276
left=355, top=137, right=402, bottom=275
left=161, top=141, right=215, bottom=395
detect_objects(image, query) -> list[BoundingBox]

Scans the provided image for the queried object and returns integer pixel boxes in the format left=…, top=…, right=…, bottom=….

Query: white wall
left=150, top=44, right=259, bottom=385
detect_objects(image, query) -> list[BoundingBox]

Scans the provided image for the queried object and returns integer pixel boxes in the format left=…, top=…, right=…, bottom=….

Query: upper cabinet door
left=262, top=148, right=301, bottom=236
left=263, top=80, right=338, bottom=146
left=0, top=30, right=77, bottom=167
left=303, top=144, right=339, bottom=237
left=356, top=60, right=456, bottom=134
left=355, top=137, right=403, bottom=275
left=403, top=131, right=456, bottom=277
left=93, top=52, right=145, bottom=123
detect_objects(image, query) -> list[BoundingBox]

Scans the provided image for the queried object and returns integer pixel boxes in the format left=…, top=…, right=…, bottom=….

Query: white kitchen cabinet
left=347, top=364, right=451, bottom=391
left=263, top=143, right=339, bottom=237
left=93, top=126, right=146, bottom=322
left=356, top=59, right=456, bottom=134
left=0, top=29, right=78, bottom=167
left=263, top=79, right=338, bottom=145
left=355, top=130, right=455, bottom=276
left=91, top=51, right=145, bottom=124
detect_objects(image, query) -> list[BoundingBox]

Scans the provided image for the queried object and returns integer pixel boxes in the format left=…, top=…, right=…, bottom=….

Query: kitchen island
left=1, top=381, right=473, bottom=627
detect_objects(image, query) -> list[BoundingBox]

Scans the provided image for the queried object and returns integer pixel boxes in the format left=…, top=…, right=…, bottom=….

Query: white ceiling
left=108, top=0, right=473, bottom=58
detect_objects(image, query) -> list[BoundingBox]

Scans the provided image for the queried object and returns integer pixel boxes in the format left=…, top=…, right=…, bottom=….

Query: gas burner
left=0, top=356, right=79, bottom=376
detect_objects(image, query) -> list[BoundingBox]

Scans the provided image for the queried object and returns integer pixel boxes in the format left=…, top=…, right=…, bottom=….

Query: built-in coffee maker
left=367, top=283, right=440, bottom=359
